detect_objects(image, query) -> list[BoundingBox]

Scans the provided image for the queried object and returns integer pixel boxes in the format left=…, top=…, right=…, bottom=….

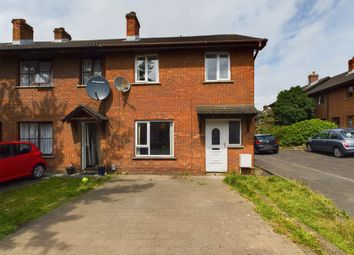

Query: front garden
left=0, top=176, right=109, bottom=240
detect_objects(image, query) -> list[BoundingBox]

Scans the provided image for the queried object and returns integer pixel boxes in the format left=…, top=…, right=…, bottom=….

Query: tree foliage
left=255, top=107, right=275, bottom=134
left=273, top=86, right=315, bottom=125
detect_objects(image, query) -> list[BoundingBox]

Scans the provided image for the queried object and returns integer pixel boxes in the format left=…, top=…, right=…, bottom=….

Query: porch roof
left=62, top=105, right=107, bottom=124
left=196, top=105, right=258, bottom=116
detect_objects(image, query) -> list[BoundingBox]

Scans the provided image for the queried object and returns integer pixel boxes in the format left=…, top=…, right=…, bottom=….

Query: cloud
left=0, top=0, right=353, bottom=109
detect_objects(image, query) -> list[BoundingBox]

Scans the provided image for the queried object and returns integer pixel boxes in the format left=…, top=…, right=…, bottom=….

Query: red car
left=0, top=141, right=47, bottom=182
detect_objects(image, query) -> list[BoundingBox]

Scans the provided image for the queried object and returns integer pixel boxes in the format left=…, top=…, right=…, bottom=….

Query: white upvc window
left=205, top=52, right=230, bottom=81
left=135, top=55, right=159, bottom=83
left=228, top=119, right=242, bottom=146
left=135, top=121, right=174, bottom=157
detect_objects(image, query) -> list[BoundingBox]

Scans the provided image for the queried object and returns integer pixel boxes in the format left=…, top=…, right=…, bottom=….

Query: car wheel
left=306, top=144, right=312, bottom=152
left=32, top=164, right=46, bottom=179
left=333, top=147, right=344, bottom=158
left=273, top=149, right=279, bottom=154
left=254, top=149, right=259, bottom=154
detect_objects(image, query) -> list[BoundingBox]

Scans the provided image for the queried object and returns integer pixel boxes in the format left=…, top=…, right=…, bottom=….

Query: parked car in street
left=254, top=134, right=279, bottom=154
left=306, top=128, right=354, bottom=158
left=0, top=141, right=47, bottom=182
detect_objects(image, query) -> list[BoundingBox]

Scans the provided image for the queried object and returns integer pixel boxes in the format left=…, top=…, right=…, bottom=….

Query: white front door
left=205, top=120, right=228, bottom=172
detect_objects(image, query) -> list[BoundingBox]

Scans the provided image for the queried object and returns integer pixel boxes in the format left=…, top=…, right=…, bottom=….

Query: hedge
left=270, top=119, right=337, bottom=146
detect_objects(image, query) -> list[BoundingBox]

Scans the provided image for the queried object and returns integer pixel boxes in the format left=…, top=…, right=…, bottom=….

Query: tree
left=255, top=106, right=275, bottom=134
left=273, top=86, right=315, bottom=126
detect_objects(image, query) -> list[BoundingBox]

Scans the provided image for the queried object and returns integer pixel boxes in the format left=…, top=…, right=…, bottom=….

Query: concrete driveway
left=255, top=150, right=354, bottom=215
left=0, top=175, right=305, bottom=255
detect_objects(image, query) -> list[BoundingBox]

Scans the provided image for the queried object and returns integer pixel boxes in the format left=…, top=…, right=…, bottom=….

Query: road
left=255, top=150, right=354, bottom=215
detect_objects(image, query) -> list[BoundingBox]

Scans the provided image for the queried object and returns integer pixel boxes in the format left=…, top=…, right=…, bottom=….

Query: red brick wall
left=312, top=83, right=354, bottom=127
left=0, top=48, right=255, bottom=174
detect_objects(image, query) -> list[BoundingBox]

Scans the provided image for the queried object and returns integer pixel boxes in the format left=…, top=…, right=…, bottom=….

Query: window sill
left=203, top=80, right=234, bottom=84
left=15, top=86, right=55, bottom=89
left=345, top=97, right=354, bottom=100
left=76, top=85, right=86, bottom=88
left=133, top=156, right=176, bottom=160
left=131, top=82, right=161, bottom=86
left=228, top=145, right=244, bottom=149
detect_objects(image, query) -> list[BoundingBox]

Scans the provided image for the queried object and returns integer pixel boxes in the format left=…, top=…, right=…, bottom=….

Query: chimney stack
left=308, top=71, right=319, bottom=84
left=54, top=27, right=72, bottom=42
left=12, top=19, right=33, bottom=45
left=348, top=57, right=354, bottom=72
left=126, top=12, right=140, bottom=41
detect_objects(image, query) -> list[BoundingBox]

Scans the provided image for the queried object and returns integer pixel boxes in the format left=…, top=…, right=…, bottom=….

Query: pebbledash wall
left=0, top=13, right=266, bottom=174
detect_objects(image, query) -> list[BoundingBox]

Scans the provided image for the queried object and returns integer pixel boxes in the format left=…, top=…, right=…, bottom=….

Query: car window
left=12, top=144, right=32, bottom=156
left=318, top=131, right=329, bottom=139
left=256, top=135, right=275, bottom=142
left=340, top=129, right=354, bottom=138
left=0, top=144, right=12, bottom=159
left=329, top=132, right=339, bottom=139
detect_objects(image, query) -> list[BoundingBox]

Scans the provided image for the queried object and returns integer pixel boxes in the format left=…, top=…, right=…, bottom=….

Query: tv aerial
left=86, top=76, right=111, bottom=101
left=114, top=77, right=131, bottom=93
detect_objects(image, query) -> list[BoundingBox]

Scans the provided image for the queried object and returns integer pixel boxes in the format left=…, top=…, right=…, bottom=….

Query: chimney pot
left=54, top=27, right=72, bottom=42
left=308, top=71, right=319, bottom=84
left=12, top=18, right=33, bottom=45
left=125, top=11, right=140, bottom=41
left=348, top=57, right=354, bottom=72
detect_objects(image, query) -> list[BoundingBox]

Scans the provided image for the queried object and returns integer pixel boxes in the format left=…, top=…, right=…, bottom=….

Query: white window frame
left=227, top=119, right=242, bottom=147
left=318, top=95, right=325, bottom=105
left=135, top=120, right=174, bottom=157
left=205, top=52, right=231, bottom=81
left=134, top=55, right=159, bottom=83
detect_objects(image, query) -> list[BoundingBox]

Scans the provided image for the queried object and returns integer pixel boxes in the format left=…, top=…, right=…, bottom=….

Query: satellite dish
left=86, top=76, right=110, bottom=100
left=114, top=77, right=131, bottom=93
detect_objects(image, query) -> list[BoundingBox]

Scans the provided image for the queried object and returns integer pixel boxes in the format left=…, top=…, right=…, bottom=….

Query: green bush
left=271, top=119, right=337, bottom=146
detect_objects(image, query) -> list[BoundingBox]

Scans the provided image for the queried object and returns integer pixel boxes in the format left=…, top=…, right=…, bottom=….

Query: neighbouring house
left=304, top=57, right=354, bottom=128
left=0, top=12, right=267, bottom=174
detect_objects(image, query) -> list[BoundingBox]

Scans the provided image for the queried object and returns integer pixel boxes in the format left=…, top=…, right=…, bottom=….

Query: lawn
left=0, top=176, right=109, bottom=240
left=224, top=174, right=354, bottom=255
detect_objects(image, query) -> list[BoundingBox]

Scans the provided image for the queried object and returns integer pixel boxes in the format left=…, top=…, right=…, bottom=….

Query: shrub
left=271, top=119, right=337, bottom=146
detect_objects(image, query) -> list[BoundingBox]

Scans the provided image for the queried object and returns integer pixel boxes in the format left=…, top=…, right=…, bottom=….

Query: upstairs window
left=205, top=53, right=230, bottom=81
left=318, top=95, right=325, bottom=105
left=20, top=61, right=52, bottom=86
left=81, top=59, right=103, bottom=85
left=347, top=86, right=353, bottom=98
left=135, top=55, right=159, bottom=83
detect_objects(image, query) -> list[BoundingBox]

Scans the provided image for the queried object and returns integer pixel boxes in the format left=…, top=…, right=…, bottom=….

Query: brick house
left=0, top=12, right=267, bottom=174
left=304, top=57, right=354, bottom=128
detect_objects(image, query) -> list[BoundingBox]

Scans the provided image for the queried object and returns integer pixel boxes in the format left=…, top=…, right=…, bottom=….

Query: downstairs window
left=135, top=121, right=173, bottom=157
left=19, top=122, right=53, bottom=155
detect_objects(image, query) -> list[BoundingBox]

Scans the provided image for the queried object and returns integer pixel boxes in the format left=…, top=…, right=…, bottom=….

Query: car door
left=310, top=133, right=322, bottom=151
left=327, top=131, right=340, bottom=152
left=11, top=143, right=33, bottom=177
left=316, top=131, right=329, bottom=151
left=0, top=144, right=13, bottom=181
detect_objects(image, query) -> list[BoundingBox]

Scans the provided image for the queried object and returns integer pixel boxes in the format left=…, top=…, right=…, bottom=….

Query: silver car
left=306, top=128, right=354, bottom=158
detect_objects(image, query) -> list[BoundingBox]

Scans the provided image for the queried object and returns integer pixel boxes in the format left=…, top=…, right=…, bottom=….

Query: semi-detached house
left=0, top=12, right=267, bottom=174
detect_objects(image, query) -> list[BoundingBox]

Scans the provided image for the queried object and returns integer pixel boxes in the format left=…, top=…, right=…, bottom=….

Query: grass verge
left=224, top=174, right=354, bottom=255
left=0, top=176, right=109, bottom=240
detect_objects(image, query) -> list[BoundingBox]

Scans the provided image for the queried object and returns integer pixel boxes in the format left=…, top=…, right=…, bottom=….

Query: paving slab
left=0, top=175, right=306, bottom=255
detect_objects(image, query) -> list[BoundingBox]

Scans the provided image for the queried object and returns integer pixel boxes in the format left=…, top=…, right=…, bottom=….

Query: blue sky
left=0, top=0, right=353, bottom=109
